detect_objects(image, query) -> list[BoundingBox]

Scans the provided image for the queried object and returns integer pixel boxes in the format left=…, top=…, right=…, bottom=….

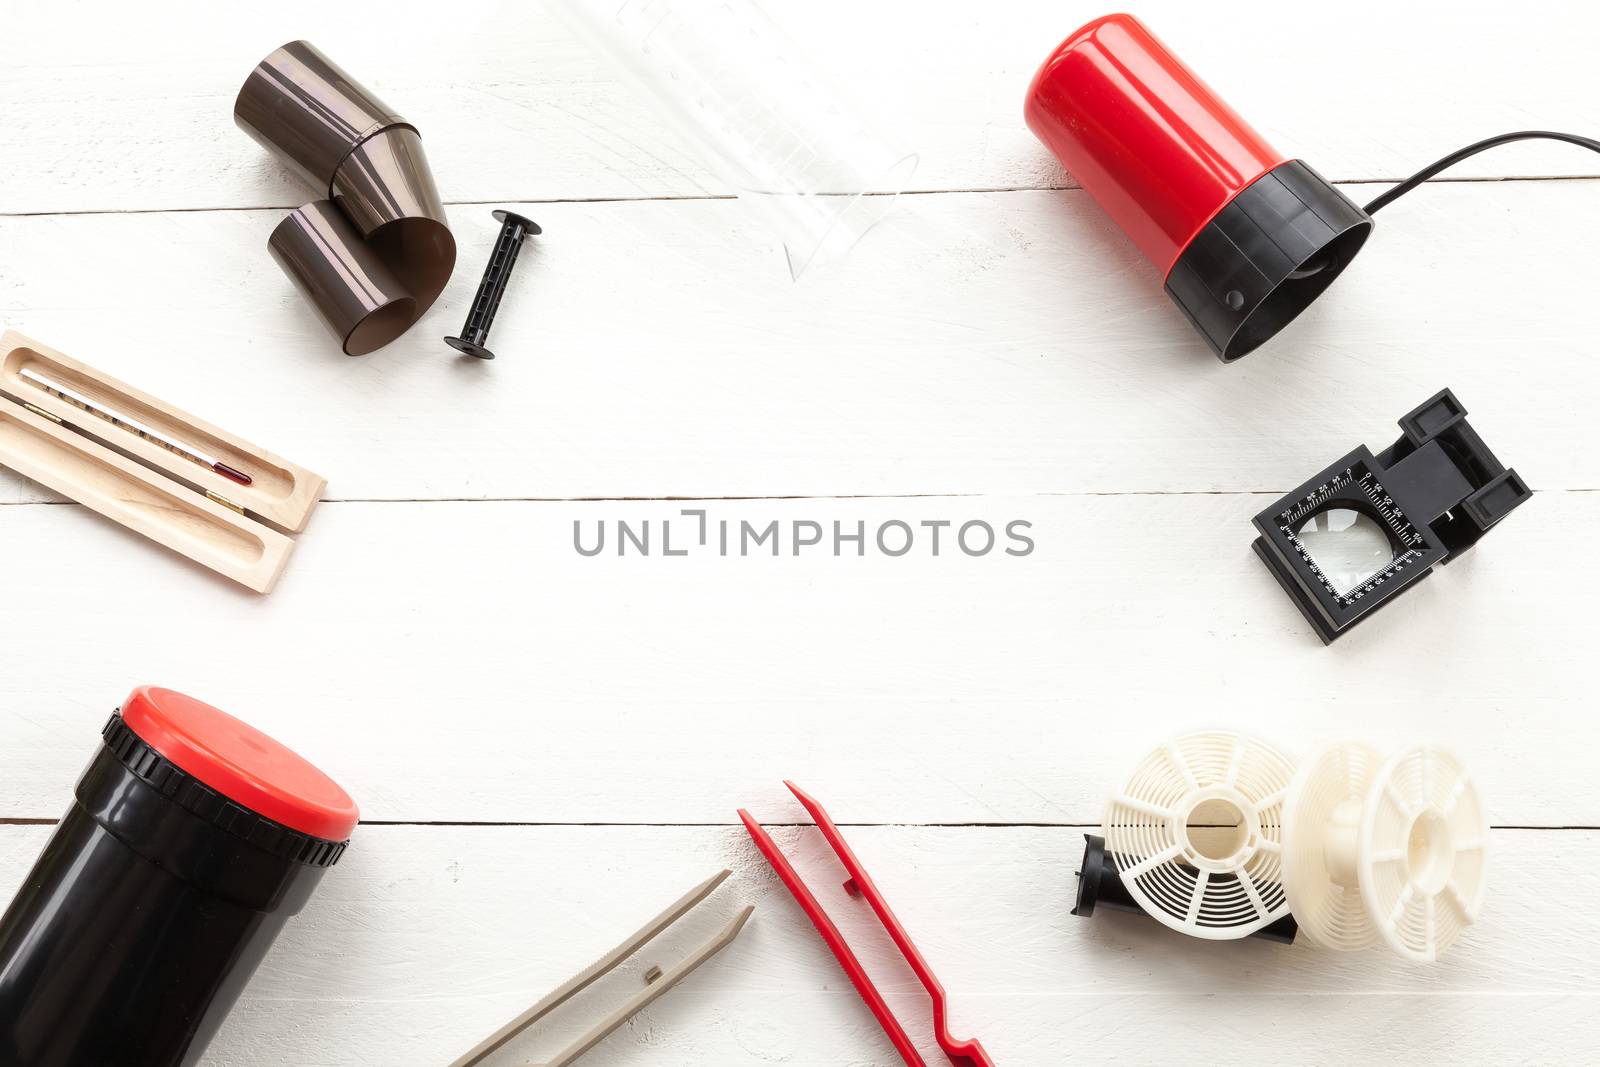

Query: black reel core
left=1072, top=834, right=1298, bottom=944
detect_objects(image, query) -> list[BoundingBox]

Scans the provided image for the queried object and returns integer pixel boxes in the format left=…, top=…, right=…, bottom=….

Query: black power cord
left=1364, top=130, right=1600, bottom=214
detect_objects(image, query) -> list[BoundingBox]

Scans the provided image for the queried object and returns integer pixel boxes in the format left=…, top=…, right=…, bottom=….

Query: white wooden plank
left=0, top=493, right=1591, bottom=825
left=3, top=1, right=1599, bottom=214
left=210, top=992, right=1600, bottom=1067
left=1, top=825, right=1591, bottom=1065
left=3, top=8, right=1594, bottom=1062
left=3, top=180, right=1598, bottom=502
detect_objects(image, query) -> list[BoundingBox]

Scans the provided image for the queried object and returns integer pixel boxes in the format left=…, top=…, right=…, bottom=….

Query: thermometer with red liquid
left=20, top=367, right=252, bottom=486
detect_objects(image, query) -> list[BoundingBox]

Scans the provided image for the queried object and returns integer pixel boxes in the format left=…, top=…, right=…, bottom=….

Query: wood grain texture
left=3, top=180, right=1599, bottom=502
left=2, top=0, right=1599, bottom=215
left=0, top=493, right=1592, bottom=826
left=1, top=825, right=1592, bottom=1065
left=4, top=2, right=1599, bottom=1063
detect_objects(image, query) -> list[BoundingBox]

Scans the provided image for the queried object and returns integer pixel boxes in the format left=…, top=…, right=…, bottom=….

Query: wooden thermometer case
left=0, top=331, right=324, bottom=593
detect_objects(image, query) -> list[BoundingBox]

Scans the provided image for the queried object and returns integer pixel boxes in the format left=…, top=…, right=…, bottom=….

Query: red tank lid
left=120, top=685, right=358, bottom=841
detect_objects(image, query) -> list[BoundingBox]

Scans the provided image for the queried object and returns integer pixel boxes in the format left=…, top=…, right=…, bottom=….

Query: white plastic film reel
left=1283, top=743, right=1489, bottom=961
left=1102, top=731, right=1296, bottom=939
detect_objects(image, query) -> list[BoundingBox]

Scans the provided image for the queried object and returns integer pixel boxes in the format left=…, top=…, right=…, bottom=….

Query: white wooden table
left=3, top=2, right=1598, bottom=1063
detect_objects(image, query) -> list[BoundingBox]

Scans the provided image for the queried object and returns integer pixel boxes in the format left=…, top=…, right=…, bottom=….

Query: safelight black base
left=1165, top=161, right=1373, bottom=363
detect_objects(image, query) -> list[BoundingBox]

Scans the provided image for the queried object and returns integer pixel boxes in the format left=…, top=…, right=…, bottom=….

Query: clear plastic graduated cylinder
left=559, top=0, right=918, bottom=279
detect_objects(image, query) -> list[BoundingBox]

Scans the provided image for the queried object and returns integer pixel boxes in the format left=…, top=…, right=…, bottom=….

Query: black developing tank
left=0, top=686, right=359, bottom=1066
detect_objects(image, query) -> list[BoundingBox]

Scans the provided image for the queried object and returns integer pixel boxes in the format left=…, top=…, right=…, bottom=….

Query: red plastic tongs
left=737, top=782, right=997, bottom=1067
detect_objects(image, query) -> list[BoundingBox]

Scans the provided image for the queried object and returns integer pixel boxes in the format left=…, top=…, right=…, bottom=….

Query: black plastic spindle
left=445, top=209, right=541, bottom=360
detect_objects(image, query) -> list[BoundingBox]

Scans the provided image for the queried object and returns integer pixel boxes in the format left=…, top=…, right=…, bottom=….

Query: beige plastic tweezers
left=448, top=869, right=753, bottom=1067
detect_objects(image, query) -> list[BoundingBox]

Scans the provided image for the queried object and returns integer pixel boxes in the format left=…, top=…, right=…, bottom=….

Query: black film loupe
left=1252, top=389, right=1529, bottom=643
